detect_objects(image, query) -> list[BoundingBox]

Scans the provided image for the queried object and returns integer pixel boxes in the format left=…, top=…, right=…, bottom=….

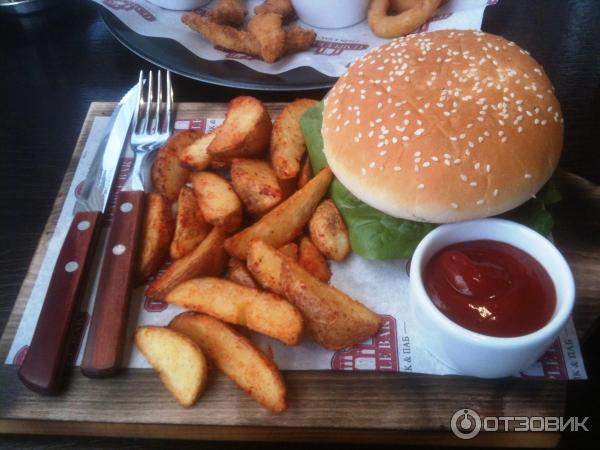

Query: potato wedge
left=231, top=159, right=283, bottom=215
left=146, top=227, right=227, bottom=300
left=207, top=96, right=272, bottom=158
left=138, top=192, right=174, bottom=282
left=281, top=257, right=381, bottom=350
left=298, top=237, right=331, bottom=283
left=134, top=326, right=208, bottom=407
left=151, top=132, right=195, bottom=201
left=247, top=239, right=288, bottom=296
left=297, top=156, right=313, bottom=189
left=225, top=257, right=258, bottom=288
left=248, top=241, right=381, bottom=349
left=170, top=187, right=210, bottom=260
left=191, top=171, right=242, bottom=233
left=225, top=167, right=333, bottom=259
left=170, top=312, right=287, bottom=412
left=166, top=278, right=303, bottom=345
left=278, top=242, right=298, bottom=261
left=309, top=199, right=351, bottom=262
left=283, top=260, right=380, bottom=350
left=177, top=132, right=215, bottom=171
left=271, top=98, right=320, bottom=179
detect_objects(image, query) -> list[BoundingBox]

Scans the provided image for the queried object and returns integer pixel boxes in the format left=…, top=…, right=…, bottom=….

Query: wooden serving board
left=1, top=102, right=599, bottom=447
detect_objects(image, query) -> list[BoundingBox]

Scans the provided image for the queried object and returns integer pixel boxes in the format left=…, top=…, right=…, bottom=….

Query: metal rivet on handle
left=112, top=244, right=126, bottom=256
left=120, top=202, right=133, bottom=213
left=77, top=220, right=91, bottom=231
left=65, top=261, right=79, bottom=273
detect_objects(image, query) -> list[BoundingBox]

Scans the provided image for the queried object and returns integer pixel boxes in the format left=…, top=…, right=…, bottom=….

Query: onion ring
left=368, top=0, right=442, bottom=38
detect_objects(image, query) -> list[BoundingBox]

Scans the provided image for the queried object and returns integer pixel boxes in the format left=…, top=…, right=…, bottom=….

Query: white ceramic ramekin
left=147, top=0, right=210, bottom=10
left=409, top=218, right=575, bottom=378
left=291, top=0, right=369, bottom=29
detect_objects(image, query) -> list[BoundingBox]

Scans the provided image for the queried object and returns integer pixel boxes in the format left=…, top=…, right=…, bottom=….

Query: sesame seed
left=423, top=162, right=431, bottom=168
left=414, top=128, right=425, bottom=136
left=474, top=162, right=481, bottom=170
left=361, top=168, right=366, bottom=175
left=369, top=161, right=376, bottom=169
left=417, top=184, right=425, bottom=189
left=470, top=181, right=478, bottom=187
left=451, top=202, right=459, bottom=209
left=460, top=174, right=468, bottom=181
left=486, top=164, right=491, bottom=173
left=524, top=173, right=532, bottom=179
left=477, top=199, right=485, bottom=205
left=493, top=189, right=499, bottom=197
left=393, top=165, right=401, bottom=171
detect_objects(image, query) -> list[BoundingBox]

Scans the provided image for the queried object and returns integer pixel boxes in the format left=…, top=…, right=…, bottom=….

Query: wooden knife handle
left=81, top=190, right=145, bottom=378
left=18, top=210, right=102, bottom=395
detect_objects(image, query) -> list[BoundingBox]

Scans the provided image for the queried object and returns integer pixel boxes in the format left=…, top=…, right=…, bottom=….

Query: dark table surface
left=1, top=0, right=599, bottom=448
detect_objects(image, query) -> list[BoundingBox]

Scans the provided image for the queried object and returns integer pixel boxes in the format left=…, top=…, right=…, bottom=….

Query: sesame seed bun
left=322, top=30, right=563, bottom=223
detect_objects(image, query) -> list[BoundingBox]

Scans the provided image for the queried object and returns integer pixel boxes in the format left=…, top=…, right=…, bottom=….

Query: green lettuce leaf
left=504, top=182, right=562, bottom=236
left=299, top=103, right=560, bottom=260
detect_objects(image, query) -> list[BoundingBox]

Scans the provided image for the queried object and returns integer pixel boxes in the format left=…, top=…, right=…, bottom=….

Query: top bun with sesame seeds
left=321, top=29, right=563, bottom=223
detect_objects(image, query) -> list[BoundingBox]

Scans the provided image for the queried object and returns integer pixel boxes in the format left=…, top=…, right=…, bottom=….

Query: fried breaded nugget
left=248, top=13, right=285, bottom=64
left=255, top=0, right=294, bottom=20
left=182, top=13, right=259, bottom=57
left=207, top=0, right=246, bottom=26
left=283, top=26, right=316, bottom=54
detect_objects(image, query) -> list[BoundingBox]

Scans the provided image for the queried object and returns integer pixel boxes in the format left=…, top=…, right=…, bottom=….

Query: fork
left=81, top=70, right=173, bottom=378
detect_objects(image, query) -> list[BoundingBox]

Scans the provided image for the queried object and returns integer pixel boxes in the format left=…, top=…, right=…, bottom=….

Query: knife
left=82, top=70, right=173, bottom=378
left=18, top=84, right=140, bottom=395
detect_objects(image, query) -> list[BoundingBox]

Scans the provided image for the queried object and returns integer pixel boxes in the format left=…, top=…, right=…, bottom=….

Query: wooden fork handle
left=81, top=190, right=145, bottom=378
left=18, top=210, right=102, bottom=395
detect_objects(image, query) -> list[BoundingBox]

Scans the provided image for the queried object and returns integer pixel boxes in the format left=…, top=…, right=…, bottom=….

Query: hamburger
left=301, top=29, right=563, bottom=260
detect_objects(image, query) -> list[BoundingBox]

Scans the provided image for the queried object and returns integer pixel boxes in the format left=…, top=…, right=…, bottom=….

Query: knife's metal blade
left=74, top=83, right=140, bottom=214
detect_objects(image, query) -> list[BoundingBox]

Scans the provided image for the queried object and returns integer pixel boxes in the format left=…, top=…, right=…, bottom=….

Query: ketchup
left=423, top=240, right=556, bottom=337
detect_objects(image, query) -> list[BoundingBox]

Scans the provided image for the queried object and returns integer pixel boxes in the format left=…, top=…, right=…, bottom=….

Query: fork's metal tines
left=128, top=70, right=174, bottom=192
left=132, top=69, right=173, bottom=138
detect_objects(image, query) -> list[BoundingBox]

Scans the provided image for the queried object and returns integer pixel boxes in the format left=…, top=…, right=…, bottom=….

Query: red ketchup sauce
left=423, top=240, right=556, bottom=337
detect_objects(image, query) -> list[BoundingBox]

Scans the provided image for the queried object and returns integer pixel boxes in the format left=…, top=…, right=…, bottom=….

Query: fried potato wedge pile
left=135, top=95, right=380, bottom=412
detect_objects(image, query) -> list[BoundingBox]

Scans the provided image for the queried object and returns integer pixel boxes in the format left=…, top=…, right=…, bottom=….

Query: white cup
left=147, top=0, right=211, bottom=10
left=409, top=218, right=575, bottom=378
left=291, top=0, right=369, bottom=29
